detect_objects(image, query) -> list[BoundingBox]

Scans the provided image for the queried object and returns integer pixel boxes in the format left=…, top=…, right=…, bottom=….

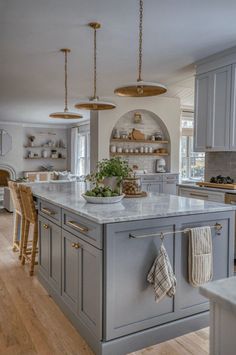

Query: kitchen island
left=31, top=182, right=235, bottom=355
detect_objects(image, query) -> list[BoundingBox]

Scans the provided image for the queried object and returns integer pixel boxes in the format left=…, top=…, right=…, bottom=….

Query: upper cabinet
left=194, top=46, right=236, bottom=152
left=194, top=65, right=231, bottom=152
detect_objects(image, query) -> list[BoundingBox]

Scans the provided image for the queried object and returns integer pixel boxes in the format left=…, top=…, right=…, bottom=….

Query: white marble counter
left=178, top=183, right=236, bottom=194
left=200, top=277, right=236, bottom=315
left=29, top=181, right=236, bottom=224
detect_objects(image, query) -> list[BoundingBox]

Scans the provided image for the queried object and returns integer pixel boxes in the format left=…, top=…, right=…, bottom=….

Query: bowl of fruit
left=82, top=186, right=125, bottom=204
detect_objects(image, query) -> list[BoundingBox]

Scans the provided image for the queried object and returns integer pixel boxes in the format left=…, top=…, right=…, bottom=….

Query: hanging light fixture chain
left=93, top=27, right=97, bottom=99
left=138, top=0, right=143, bottom=82
left=64, top=50, right=68, bottom=112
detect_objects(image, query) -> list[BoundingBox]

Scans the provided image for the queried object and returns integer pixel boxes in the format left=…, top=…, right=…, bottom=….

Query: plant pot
left=102, top=176, right=121, bottom=192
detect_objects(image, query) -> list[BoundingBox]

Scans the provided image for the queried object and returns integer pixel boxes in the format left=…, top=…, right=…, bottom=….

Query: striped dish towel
left=188, top=226, right=213, bottom=287
left=147, top=244, right=176, bottom=303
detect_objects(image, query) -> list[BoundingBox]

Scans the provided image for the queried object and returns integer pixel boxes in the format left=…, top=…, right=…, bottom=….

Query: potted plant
left=86, top=157, right=132, bottom=192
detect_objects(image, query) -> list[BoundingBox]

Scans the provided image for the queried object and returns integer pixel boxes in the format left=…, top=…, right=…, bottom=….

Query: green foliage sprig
left=86, top=157, right=132, bottom=187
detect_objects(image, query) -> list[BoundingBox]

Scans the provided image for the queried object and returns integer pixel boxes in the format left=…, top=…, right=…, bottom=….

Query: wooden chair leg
left=19, top=217, right=26, bottom=260
left=29, top=223, right=38, bottom=276
left=12, top=212, right=20, bottom=252
left=21, top=220, right=30, bottom=266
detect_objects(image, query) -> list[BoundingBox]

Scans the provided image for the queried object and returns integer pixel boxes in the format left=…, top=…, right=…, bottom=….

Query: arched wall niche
left=109, top=109, right=171, bottom=173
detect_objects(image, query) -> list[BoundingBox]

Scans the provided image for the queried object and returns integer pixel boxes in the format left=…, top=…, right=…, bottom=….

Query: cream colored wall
left=96, top=96, right=181, bottom=173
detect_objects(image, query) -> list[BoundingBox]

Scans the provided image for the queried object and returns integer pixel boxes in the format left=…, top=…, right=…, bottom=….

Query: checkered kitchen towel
left=147, top=244, right=176, bottom=303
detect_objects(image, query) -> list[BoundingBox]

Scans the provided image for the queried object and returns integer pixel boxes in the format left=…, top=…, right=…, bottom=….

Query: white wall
left=0, top=122, right=69, bottom=177
left=94, top=96, right=181, bottom=173
left=0, top=123, right=24, bottom=176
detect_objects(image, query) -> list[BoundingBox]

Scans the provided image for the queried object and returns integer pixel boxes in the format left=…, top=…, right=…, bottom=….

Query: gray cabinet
left=140, top=174, right=178, bottom=195
left=210, top=66, right=231, bottom=150
left=194, top=73, right=211, bottom=152
left=194, top=65, right=231, bottom=152
left=230, top=63, right=236, bottom=150
left=38, top=215, right=61, bottom=293
left=105, top=212, right=233, bottom=341
left=62, top=230, right=102, bottom=339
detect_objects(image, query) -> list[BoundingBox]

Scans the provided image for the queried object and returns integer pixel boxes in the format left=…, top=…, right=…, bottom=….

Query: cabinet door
left=141, top=183, right=149, bottom=192
left=62, top=230, right=102, bottom=338
left=38, top=216, right=61, bottom=293
left=194, top=73, right=211, bottom=151
left=62, top=231, right=80, bottom=314
left=38, top=216, right=50, bottom=279
left=148, top=182, right=162, bottom=193
left=105, top=220, right=176, bottom=340
left=230, top=63, right=236, bottom=150
left=162, top=181, right=177, bottom=195
left=210, top=65, right=231, bottom=151
left=175, top=215, right=231, bottom=318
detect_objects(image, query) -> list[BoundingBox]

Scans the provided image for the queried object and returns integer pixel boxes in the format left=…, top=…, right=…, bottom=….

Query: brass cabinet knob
left=72, top=242, right=80, bottom=249
left=43, top=224, right=49, bottom=229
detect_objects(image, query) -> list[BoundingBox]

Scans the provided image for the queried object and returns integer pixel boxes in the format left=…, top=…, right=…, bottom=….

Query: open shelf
left=24, top=146, right=67, bottom=149
left=111, top=139, right=169, bottom=144
left=110, top=152, right=169, bottom=157
left=24, top=157, right=66, bottom=160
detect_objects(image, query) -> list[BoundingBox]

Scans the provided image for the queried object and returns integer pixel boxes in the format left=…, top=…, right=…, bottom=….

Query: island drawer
left=38, top=200, right=62, bottom=226
left=62, top=209, right=103, bottom=249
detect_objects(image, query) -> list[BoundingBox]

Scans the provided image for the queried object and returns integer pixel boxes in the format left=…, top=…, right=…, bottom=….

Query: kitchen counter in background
left=178, top=183, right=236, bottom=195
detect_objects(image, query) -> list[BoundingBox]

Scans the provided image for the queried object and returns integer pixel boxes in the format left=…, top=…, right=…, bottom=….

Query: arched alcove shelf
left=109, top=109, right=171, bottom=173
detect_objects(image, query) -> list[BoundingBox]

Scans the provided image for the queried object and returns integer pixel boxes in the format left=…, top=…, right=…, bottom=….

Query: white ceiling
left=1, top=0, right=236, bottom=124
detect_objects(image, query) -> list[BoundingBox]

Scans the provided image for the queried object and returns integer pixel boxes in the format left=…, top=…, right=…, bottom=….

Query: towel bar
left=129, top=223, right=222, bottom=240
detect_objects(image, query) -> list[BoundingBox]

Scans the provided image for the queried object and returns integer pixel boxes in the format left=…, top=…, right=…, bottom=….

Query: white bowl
left=82, top=193, right=125, bottom=204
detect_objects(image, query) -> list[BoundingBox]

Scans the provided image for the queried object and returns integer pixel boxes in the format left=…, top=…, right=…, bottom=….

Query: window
left=180, top=112, right=205, bottom=181
left=76, top=131, right=90, bottom=176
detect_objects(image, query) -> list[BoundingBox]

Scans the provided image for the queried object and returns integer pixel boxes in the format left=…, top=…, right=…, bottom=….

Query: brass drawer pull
left=41, top=207, right=56, bottom=216
left=43, top=224, right=49, bottom=229
left=67, top=220, right=89, bottom=233
left=71, top=242, right=80, bottom=249
left=190, top=192, right=208, bottom=198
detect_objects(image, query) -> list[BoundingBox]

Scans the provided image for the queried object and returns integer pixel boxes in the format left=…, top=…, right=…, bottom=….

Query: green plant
left=86, top=157, right=131, bottom=187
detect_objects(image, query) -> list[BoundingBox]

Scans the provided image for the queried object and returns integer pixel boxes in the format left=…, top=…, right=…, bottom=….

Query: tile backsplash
left=205, top=152, right=236, bottom=181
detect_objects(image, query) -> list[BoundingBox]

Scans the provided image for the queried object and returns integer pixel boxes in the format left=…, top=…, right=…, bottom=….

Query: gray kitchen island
left=31, top=182, right=235, bottom=355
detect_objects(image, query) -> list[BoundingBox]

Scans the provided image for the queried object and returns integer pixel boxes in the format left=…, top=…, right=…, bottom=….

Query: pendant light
left=75, top=23, right=116, bottom=111
left=49, top=49, right=83, bottom=119
left=114, top=0, right=167, bottom=97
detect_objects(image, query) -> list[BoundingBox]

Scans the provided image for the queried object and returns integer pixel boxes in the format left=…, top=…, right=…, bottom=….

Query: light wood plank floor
left=0, top=209, right=209, bottom=355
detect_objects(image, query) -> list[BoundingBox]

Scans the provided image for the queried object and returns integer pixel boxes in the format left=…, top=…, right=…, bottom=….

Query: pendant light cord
left=64, top=50, right=68, bottom=112
left=93, top=27, right=97, bottom=99
left=138, top=0, right=143, bottom=82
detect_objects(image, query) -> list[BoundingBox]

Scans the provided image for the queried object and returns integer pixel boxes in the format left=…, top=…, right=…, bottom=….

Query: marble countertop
left=200, top=277, right=236, bottom=314
left=178, top=183, right=236, bottom=194
left=30, top=182, right=236, bottom=224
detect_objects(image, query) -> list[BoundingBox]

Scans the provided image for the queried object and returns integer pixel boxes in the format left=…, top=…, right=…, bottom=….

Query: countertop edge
left=35, top=193, right=236, bottom=225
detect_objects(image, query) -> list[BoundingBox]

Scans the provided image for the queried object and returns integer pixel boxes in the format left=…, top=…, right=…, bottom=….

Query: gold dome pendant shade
left=49, top=49, right=83, bottom=119
left=114, top=0, right=167, bottom=97
left=75, top=23, right=116, bottom=111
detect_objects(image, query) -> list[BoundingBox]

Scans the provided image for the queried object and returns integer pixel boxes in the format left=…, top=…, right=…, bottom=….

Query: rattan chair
left=8, top=181, right=26, bottom=259
left=18, top=185, right=38, bottom=276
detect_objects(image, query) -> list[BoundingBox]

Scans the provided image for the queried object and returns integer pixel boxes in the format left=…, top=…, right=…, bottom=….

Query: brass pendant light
left=114, top=0, right=167, bottom=97
left=75, top=23, right=116, bottom=111
left=49, top=49, right=83, bottom=119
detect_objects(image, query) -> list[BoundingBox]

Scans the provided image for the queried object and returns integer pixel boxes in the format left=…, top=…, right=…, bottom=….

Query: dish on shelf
left=82, top=193, right=125, bottom=204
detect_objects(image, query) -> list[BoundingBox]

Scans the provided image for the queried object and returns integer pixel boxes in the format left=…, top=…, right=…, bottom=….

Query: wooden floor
left=0, top=209, right=209, bottom=355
